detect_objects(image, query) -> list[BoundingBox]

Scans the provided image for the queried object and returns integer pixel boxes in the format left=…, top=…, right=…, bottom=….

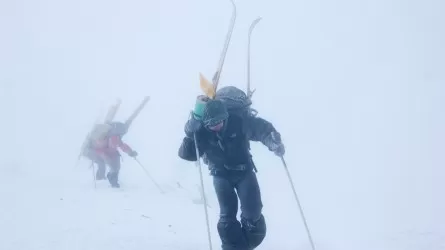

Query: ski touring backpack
left=89, top=123, right=112, bottom=142
left=106, top=121, right=129, bottom=138
left=215, top=86, right=258, bottom=119
left=215, top=85, right=259, bottom=172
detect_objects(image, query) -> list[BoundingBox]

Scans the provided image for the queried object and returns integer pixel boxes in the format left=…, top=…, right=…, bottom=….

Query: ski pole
left=193, top=133, right=213, bottom=250
left=280, top=156, right=316, bottom=250
left=91, top=161, right=96, bottom=189
left=133, top=157, right=164, bottom=193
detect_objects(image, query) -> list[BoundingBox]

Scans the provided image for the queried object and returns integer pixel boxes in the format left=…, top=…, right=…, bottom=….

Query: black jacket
left=178, top=114, right=278, bottom=175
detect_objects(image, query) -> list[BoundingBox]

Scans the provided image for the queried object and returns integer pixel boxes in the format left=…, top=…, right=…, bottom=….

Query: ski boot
left=107, top=172, right=120, bottom=188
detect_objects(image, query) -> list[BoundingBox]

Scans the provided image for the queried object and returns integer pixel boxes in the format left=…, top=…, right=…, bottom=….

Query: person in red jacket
left=84, top=122, right=137, bottom=188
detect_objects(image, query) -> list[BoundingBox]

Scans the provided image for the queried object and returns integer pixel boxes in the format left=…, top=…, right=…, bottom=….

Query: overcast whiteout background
left=1, top=0, right=444, bottom=249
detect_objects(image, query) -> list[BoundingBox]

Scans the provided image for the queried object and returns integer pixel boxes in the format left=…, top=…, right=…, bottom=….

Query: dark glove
left=128, top=150, right=138, bottom=157
left=184, top=95, right=209, bottom=137
left=263, top=131, right=285, bottom=156
left=184, top=112, right=202, bottom=138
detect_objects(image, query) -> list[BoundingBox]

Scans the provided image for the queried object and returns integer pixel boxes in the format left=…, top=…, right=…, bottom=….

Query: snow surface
left=1, top=0, right=445, bottom=249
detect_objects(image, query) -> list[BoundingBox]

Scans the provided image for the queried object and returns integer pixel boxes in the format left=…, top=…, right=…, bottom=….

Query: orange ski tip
left=199, top=73, right=215, bottom=99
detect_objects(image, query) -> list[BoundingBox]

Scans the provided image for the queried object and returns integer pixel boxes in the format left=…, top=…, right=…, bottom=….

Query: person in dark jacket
left=178, top=95, right=285, bottom=250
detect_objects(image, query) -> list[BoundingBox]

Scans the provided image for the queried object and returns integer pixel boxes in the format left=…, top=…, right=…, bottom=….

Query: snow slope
left=1, top=0, right=445, bottom=249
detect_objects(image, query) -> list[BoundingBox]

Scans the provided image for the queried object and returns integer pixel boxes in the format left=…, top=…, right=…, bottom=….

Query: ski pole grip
left=193, top=95, right=208, bottom=120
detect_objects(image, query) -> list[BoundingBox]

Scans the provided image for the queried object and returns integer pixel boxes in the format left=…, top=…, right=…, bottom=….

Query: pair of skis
left=199, top=0, right=262, bottom=100
left=104, top=96, right=150, bottom=131
left=77, top=96, right=150, bottom=163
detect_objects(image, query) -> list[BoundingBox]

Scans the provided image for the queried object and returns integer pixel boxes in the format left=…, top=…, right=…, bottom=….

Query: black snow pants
left=213, top=169, right=266, bottom=250
left=86, top=151, right=121, bottom=187
left=104, top=154, right=121, bottom=187
left=85, top=151, right=107, bottom=180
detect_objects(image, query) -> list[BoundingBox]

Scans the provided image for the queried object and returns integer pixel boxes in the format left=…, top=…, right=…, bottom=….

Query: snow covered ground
left=1, top=0, right=445, bottom=249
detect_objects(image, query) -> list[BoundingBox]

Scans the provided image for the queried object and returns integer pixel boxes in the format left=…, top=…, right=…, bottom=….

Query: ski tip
left=199, top=73, right=216, bottom=99
left=249, top=17, right=262, bottom=30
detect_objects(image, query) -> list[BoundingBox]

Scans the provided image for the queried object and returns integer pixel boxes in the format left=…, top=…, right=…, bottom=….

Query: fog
left=0, top=0, right=444, bottom=249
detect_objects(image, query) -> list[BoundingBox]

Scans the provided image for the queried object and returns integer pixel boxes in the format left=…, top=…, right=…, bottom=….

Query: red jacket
left=92, top=135, right=133, bottom=158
